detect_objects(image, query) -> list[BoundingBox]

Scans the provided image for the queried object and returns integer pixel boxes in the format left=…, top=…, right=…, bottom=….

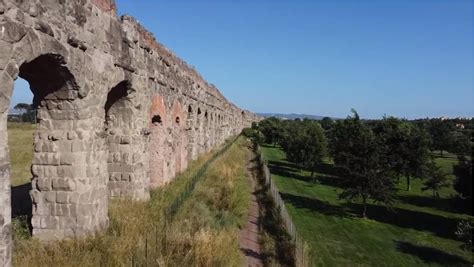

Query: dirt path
left=239, top=153, right=264, bottom=267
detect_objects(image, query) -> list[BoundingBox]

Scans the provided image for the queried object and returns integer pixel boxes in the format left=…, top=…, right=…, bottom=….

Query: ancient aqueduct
left=0, top=0, right=258, bottom=265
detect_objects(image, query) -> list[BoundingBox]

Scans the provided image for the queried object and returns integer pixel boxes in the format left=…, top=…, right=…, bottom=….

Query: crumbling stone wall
left=0, top=0, right=258, bottom=265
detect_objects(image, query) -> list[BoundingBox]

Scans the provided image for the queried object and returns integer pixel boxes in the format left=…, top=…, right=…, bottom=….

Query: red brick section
left=91, top=0, right=116, bottom=14
left=149, top=95, right=168, bottom=127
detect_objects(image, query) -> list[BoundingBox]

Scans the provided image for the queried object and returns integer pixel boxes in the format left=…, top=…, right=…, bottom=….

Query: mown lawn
left=262, top=145, right=473, bottom=267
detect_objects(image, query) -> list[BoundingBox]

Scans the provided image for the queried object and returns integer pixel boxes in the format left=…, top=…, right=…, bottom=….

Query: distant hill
left=257, top=113, right=339, bottom=120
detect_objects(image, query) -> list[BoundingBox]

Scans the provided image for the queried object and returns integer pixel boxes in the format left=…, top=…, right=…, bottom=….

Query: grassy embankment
left=262, top=144, right=473, bottom=267
left=8, top=122, right=251, bottom=266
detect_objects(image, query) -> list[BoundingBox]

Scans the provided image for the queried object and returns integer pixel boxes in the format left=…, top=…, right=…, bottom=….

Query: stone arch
left=185, top=103, right=198, bottom=161
left=148, top=95, right=168, bottom=188
left=196, top=106, right=205, bottom=155
left=203, top=110, right=210, bottom=152
left=209, top=112, right=216, bottom=148
left=171, top=100, right=187, bottom=174
left=104, top=80, right=148, bottom=200
left=0, top=53, right=109, bottom=251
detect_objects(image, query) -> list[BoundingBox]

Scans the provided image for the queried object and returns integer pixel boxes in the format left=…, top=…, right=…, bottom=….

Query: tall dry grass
left=13, top=136, right=251, bottom=267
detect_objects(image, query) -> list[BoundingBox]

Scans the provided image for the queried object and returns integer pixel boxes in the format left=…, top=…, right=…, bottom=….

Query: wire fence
left=255, top=146, right=312, bottom=267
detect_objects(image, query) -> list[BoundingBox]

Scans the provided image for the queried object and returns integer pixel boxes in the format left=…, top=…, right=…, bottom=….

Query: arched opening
left=8, top=77, right=34, bottom=238
left=105, top=81, right=132, bottom=130
left=2, top=53, right=89, bottom=241
left=152, top=115, right=162, bottom=125
left=185, top=104, right=197, bottom=161
left=203, top=111, right=210, bottom=151
left=148, top=96, right=168, bottom=189
left=197, top=108, right=202, bottom=115
left=104, top=80, right=147, bottom=199
left=175, top=116, right=180, bottom=124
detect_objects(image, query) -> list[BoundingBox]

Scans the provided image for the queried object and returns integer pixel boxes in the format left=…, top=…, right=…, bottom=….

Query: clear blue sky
left=12, top=0, right=473, bottom=119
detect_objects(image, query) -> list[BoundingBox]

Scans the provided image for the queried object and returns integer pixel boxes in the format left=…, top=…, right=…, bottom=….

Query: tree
left=403, top=125, right=431, bottom=191
left=13, top=103, right=35, bottom=123
left=453, top=156, right=472, bottom=211
left=304, top=122, right=328, bottom=179
left=373, top=117, right=412, bottom=183
left=330, top=110, right=396, bottom=218
left=320, top=117, right=335, bottom=131
left=282, top=122, right=305, bottom=165
left=449, top=131, right=471, bottom=156
left=14, top=103, right=32, bottom=112
left=427, top=119, right=454, bottom=155
left=289, top=121, right=327, bottom=178
left=259, top=117, right=282, bottom=145
left=242, top=126, right=264, bottom=148
left=422, top=161, right=449, bottom=197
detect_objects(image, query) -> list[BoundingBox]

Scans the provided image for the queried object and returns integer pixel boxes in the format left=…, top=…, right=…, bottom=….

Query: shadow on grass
left=267, top=161, right=311, bottom=183
left=347, top=203, right=460, bottom=240
left=262, top=144, right=277, bottom=148
left=314, top=174, right=342, bottom=188
left=279, top=192, right=348, bottom=217
left=11, top=182, right=32, bottom=219
left=268, top=160, right=342, bottom=188
left=395, top=241, right=470, bottom=266
left=398, top=194, right=471, bottom=215
left=312, top=162, right=339, bottom=177
left=280, top=190, right=461, bottom=241
left=268, top=160, right=300, bottom=172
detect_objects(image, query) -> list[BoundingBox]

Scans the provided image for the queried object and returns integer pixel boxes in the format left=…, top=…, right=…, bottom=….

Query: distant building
left=456, top=123, right=465, bottom=129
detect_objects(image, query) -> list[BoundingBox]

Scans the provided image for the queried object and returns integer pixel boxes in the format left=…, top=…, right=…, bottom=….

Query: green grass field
left=7, top=122, right=35, bottom=187
left=262, top=145, right=473, bottom=267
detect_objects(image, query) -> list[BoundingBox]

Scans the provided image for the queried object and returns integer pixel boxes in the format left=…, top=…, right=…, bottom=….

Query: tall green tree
left=449, top=131, right=471, bottom=156
left=427, top=119, right=454, bottom=155
left=422, top=161, right=449, bottom=197
left=404, top=125, right=431, bottom=191
left=454, top=156, right=472, bottom=211
left=277, top=120, right=328, bottom=179
left=259, top=117, right=282, bottom=145
left=330, top=110, right=396, bottom=218
left=373, top=117, right=411, bottom=183
left=304, top=122, right=328, bottom=179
